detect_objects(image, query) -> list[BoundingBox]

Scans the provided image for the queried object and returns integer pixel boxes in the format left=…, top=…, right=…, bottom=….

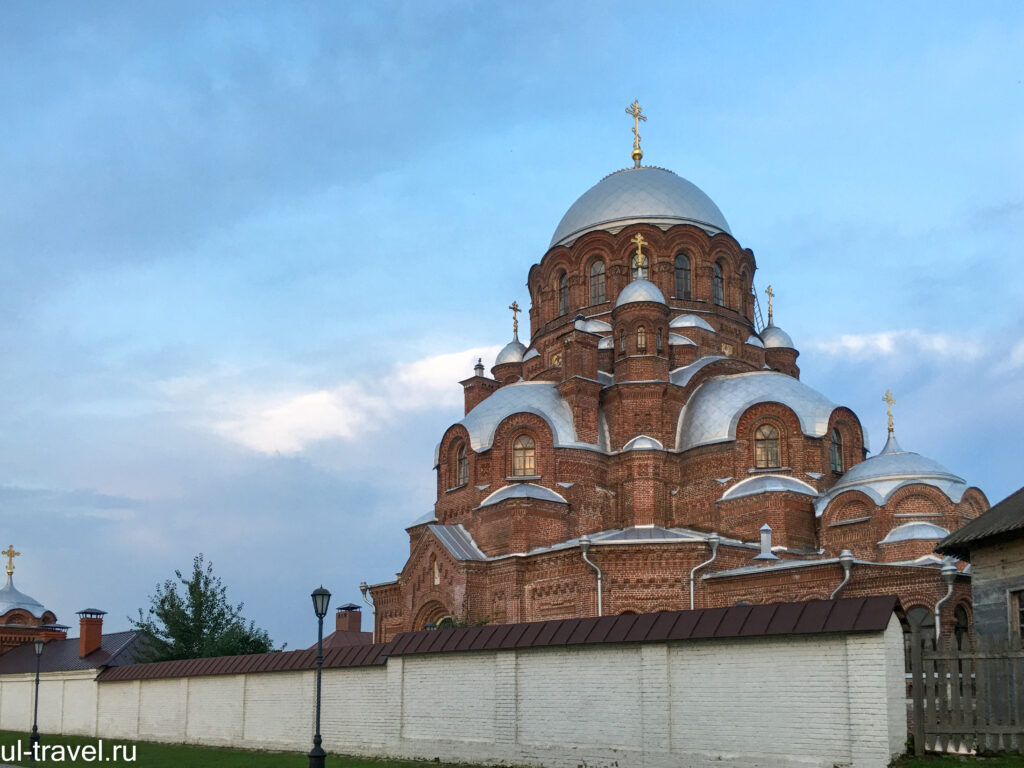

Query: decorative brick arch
left=491, top=413, right=556, bottom=483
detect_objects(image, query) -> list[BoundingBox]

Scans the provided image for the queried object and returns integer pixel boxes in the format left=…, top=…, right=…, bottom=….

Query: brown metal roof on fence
left=381, top=595, right=901, bottom=657
left=90, top=596, right=898, bottom=683
left=96, top=641, right=389, bottom=682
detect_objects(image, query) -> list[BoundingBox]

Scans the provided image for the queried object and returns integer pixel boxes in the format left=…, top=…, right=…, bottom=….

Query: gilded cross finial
left=765, top=285, right=775, bottom=325
left=508, top=300, right=521, bottom=339
left=2, top=545, right=20, bottom=577
left=625, top=100, right=647, bottom=167
left=882, top=389, right=896, bottom=434
left=631, top=232, right=648, bottom=268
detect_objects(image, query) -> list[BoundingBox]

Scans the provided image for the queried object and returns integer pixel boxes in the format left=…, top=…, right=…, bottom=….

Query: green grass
left=0, top=731, right=479, bottom=768
left=893, top=755, right=1024, bottom=767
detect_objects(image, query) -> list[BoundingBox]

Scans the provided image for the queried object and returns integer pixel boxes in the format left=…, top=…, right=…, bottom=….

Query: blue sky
left=1, top=2, right=1022, bottom=649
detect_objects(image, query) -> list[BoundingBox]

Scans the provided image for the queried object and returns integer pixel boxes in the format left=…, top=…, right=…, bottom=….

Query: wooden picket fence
left=909, top=632, right=1024, bottom=755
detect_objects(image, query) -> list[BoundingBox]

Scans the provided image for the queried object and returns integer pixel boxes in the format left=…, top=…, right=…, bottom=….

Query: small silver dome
left=0, top=575, right=48, bottom=619
left=879, top=521, right=950, bottom=544
left=669, top=314, right=715, bottom=331
left=720, top=474, right=818, bottom=501
left=495, top=338, right=527, bottom=365
left=745, top=334, right=765, bottom=348
left=550, top=166, right=731, bottom=248
left=668, top=333, right=695, bottom=346
left=615, top=279, right=666, bottom=308
left=522, top=348, right=540, bottom=361
left=760, top=323, right=795, bottom=349
left=478, top=482, right=568, bottom=508
left=621, top=435, right=664, bottom=451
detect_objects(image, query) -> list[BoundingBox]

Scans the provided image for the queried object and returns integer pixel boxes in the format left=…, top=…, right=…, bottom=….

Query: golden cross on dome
left=882, top=389, right=896, bottom=434
left=631, top=232, right=648, bottom=268
left=765, top=285, right=775, bottom=325
left=2, top=545, right=20, bottom=576
left=625, top=100, right=647, bottom=167
left=508, top=300, right=521, bottom=337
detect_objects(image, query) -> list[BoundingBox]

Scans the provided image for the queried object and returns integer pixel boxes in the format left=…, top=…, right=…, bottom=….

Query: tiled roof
left=0, top=631, right=141, bottom=674
left=383, top=596, right=900, bottom=657
left=937, top=485, right=1024, bottom=557
left=97, top=641, right=388, bottom=682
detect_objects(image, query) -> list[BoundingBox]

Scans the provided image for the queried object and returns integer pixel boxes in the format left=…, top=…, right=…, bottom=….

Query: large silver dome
left=550, top=166, right=731, bottom=248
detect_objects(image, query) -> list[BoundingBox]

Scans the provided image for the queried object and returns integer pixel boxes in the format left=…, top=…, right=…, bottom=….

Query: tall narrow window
left=713, top=261, right=725, bottom=306
left=455, top=443, right=469, bottom=486
left=512, top=435, right=536, bottom=476
left=675, top=253, right=691, bottom=299
left=631, top=254, right=648, bottom=281
left=619, top=330, right=626, bottom=355
left=656, top=328, right=663, bottom=353
left=754, top=424, right=780, bottom=468
left=637, top=326, right=647, bottom=353
left=589, top=260, right=606, bottom=305
left=830, top=429, right=844, bottom=473
left=953, top=605, right=970, bottom=650
left=557, top=272, right=569, bottom=316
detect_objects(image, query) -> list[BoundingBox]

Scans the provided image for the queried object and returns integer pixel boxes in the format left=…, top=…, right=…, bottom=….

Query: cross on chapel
left=631, top=232, right=648, bottom=268
left=883, top=389, right=896, bottom=434
left=3, top=545, right=20, bottom=576
left=508, top=301, right=521, bottom=337
left=625, top=100, right=647, bottom=166
left=765, top=285, right=775, bottom=325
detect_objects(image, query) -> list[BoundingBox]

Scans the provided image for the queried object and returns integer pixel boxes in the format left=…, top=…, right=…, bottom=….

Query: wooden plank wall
left=910, top=631, right=1024, bottom=755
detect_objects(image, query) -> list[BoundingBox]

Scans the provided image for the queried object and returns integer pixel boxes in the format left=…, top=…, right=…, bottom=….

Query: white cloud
left=808, top=329, right=985, bottom=362
left=209, top=346, right=500, bottom=455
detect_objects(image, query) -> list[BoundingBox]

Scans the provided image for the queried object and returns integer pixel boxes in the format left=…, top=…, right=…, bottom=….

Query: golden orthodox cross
left=882, top=389, right=896, bottom=434
left=631, top=232, right=648, bottom=268
left=2, top=545, right=20, bottom=576
left=508, top=301, right=521, bottom=336
left=765, top=285, right=775, bottom=324
left=625, top=100, right=647, bottom=166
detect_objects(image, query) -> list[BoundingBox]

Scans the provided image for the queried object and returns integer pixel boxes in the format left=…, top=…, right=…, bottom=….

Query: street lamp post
left=29, top=637, right=44, bottom=760
left=309, top=586, right=331, bottom=768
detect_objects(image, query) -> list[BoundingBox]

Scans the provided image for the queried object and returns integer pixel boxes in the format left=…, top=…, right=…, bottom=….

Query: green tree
left=130, top=554, right=277, bottom=662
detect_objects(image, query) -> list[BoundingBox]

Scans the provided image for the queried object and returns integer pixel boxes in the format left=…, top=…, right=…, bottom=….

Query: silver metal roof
left=760, top=323, right=795, bottom=349
left=495, top=338, right=527, bottom=365
left=407, top=510, right=438, bottom=529
left=879, top=521, right=950, bottom=544
left=621, top=435, right=664, bottom=452
left=668, top=333, right=695, bottom=346
left=669, top=313, right=715, bottom=331
left=816, top=431, right=967, bottom=514
left=669, top=355, right=728, bottom=387
left=745, top=334, right=765, bottom=348
left=597, top=336, right=614, bottom=350
left=615, top=278, right=666, bottom=307
left=522, top=348, right=540, bottom=361
left=550, top=166, right=731, bottom=248
left=477, top=482, right=568, bottom=509
left=457, top=381, right=582, bottom=452
left=428, top=524, right=488, bottom=561
left=676, top=371, right=838, bottom=452
left=0, top=575, right=48, bottom=618
left=581, top=318, right=612, bottom=332
left=720, top=474, right=819, bottom=501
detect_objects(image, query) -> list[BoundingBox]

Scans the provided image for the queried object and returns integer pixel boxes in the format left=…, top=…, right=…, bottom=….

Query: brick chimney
left=335, top=603, right=362, bottom=633
left=77, top=608, right=106, bottom=658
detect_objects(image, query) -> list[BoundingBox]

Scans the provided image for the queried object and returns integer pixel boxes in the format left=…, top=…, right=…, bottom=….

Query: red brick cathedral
left=369, top=115, right=987, bottom=642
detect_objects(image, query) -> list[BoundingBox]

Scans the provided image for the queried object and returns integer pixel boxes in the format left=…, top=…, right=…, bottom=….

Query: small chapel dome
left=669, top=314, right=715, bottom=331
left=760, top=323, right=795, bottom=349
left=0, top=575, right=48, bottom=619
left=615, top=279, right=666, bottom=308
left=550, top=166, right=731, bottom=248
left=495, top=338, right=527, bottom=365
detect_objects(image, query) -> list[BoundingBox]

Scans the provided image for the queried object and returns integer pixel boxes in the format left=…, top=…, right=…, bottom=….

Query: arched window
left=830, top=429, right=844, bottom=473
left=637, top=326, right=647, bottom=353
left=619, top=330, right=626, bottom=355
left=953, top=605, right=970, bottom=650
left=512, top=435, right=536, bottom=476
left=589, top=259, right=606, bottom=305
left=631, top=254, right=648, bottom=281
left=754, top=424, right=780, bottom=468
left=656, top=328, right=663, bottom=353
left=904, top=606, right=936, bottom=663
left=557, top=271, right=569, bottom=316
left=675, top=252, right=691, bottom=299
left=454, top=443, right=468, bottom=487
left=713, top=261, right=725, bottom=306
